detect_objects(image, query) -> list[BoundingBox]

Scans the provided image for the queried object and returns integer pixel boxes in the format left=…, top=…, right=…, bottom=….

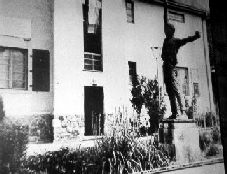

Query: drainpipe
left=201, top=17, right=212, bottom=113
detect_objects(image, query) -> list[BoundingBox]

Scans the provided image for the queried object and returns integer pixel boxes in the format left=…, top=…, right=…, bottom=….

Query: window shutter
left=0, top=47, right=27, bottom=89
left=12, top=50, right=27, bottom=89
left=32, top=49, right=50, bottom=91
left=0, top=49, right=10, bottom=88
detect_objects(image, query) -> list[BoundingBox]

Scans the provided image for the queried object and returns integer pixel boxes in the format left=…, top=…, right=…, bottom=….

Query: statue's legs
left=166, top=85, right=177, bottom=116
left=164, top=67, right=185, bottom=118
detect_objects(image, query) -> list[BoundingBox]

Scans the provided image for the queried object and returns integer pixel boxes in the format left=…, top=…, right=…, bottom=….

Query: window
left=83, top=0, right=103, bottom=71
left=193, top=83, right=200, bottom=97
left=128, top=61, right=137, bottom=84
left=125, top=0, right=134, bottom=23
left=168, top=11, right=185, bottom=23
left=84, top=52, right=102, bottom=71
left=176, top=67, right=189, bottom=96
left=0, top=47, right=28, bottom=89
left=32, top=49, right=50, bottom=91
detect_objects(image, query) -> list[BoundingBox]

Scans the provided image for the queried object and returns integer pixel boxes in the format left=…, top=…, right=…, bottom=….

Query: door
left=84, top=86, right=104, bottom=135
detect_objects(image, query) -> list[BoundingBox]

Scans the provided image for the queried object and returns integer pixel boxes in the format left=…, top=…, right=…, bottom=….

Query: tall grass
left=23, top=110, right=170, bottom=174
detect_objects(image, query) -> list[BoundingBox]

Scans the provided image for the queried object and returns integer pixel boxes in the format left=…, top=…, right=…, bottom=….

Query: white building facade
left=0, top=0, right=54, bottom=117
left=0, top=0, right=215, bottom=140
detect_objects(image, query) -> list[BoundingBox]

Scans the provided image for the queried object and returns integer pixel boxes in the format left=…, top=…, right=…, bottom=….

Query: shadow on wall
left=0, top=95, right=5, bottom=121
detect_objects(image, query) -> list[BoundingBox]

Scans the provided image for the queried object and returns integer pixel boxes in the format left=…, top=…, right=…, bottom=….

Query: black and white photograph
left=0, top=0, right=226, bottom=173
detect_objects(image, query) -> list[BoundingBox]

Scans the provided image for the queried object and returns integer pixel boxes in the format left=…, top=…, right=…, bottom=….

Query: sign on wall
left=0, top=16, right=31, bottom=39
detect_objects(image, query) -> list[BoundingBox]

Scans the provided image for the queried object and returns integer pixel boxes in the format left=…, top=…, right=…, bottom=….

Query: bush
left=199, top=131, right=212, bottom=151
left=23, top=135, right=170, bottom=174
left=211, top=127, right=221, bottom=144
left=131, top=76, right=166, bottom=134
left=0, top=95, right=5, bottom=121
left=206, top=144, right=219, bottom=157
left=24, top=148, right=97, bottom=174
left=199, top=128, right=222, bottom=158
left=0, top=118, right=29, bottom=174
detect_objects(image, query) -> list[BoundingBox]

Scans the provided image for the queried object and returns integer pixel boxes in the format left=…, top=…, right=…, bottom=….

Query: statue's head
left=164, top=23, right=175, bottom=38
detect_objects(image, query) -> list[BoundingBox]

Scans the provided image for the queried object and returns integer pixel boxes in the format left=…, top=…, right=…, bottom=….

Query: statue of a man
left=162, top=1, right=201, bottom=119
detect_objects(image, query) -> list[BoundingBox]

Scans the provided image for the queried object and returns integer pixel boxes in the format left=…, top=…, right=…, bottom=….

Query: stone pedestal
left=159, top=119, right=201, bottom=163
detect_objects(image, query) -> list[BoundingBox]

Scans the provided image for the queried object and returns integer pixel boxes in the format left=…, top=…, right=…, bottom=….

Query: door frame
left=84, top=86, right=104, bottom=136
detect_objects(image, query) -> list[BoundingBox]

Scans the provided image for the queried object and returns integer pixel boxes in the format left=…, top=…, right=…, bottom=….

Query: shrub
left=0, top=118, right=29, bottom=174
left=199, top=131, right=212, bottom=151
left=206, top=144, right=219, bottom=157
left=211, top=127, right=221, bottom=144
left=185, top=96, right=197, bottom=119
left=0, top=95, right=5, bottom=121
left=205, top=112, right=213, bottom=127
left=23, top=135, right=170, bottom=174
left=24, top=147, right=98, bottom=174
left=131, top=76, right=166, bottom=134
left=199, top=128, right=222, bottom=158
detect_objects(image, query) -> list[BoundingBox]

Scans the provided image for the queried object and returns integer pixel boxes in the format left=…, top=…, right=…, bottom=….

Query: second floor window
left=125, top=0, right=134, bottom=23
left=83, top=0, right=103, bottom=71
left=0, top=47, right=28, bottom=89
left=168, top=11, right=185, bottom=23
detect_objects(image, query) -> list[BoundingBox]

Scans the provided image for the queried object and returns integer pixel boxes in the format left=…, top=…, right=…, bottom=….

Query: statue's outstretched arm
left=177, top=31, right=201, bottom=47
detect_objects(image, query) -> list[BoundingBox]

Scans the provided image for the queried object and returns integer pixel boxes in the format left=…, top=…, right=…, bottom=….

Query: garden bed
left=23, top=135, right=170, bottom=174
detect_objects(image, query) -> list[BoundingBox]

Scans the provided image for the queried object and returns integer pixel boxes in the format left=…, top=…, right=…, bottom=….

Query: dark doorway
left=84, top=86, right=104, bottom=136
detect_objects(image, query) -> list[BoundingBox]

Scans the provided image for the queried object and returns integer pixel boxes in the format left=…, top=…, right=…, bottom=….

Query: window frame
left=84, top=52, right=103, bottom=72
left=0, top=46, right=28, bottom=90
left=125, top=0, right=134, bottom=23
left=193, top=82, right=200, bottom=97
left=176, top=66, right=190, bottom=96
left=128, top=61, right=137, bottom=84
left=82, top=0, right=103, bottom=72
left=168, top=11, right=185, bottom=23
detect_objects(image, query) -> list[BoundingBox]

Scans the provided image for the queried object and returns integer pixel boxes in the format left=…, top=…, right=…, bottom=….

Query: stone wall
left=28, top=114, right=54, bottom=143
left=53, top=115, right=84, bottom=141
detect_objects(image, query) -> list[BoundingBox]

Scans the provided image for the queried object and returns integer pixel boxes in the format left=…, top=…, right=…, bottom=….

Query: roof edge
left=138, top=0, right=209, bottom=18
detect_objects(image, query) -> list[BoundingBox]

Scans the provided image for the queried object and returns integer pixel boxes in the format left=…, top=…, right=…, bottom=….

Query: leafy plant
left=205, top=112, right=214, bottom=127
left=206, top=144, right=220, bottom=157
left=199, top=128, right=222, bottom=158
left=131, top=75, right=144, bottom=116
left=0, top=95, right=5, bottom=121
left=131, top=76, right=166, bottom=134
left=185, top=96, right=197, bottom=119
left=199, top=131, right=212, bottom=151
left=23, top=134, right=170, bottom=174
left=23, top=108, right=170, bottom=174
left=211, top=127, right=221, bottom=143
left=0, top=118, right=29, bottom=174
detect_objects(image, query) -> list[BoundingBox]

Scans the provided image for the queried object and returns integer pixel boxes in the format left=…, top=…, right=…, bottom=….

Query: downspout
left=201, top=18, right=212, bottom=113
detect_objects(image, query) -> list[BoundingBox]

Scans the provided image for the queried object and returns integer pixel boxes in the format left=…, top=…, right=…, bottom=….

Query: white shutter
left=0, top=47, right=27, bottom=89
left=12, top=50, right=26, bottom=89
left=0, top=49, right=10, bottom=88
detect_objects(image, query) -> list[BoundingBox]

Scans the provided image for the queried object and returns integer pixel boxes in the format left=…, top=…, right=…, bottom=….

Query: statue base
left=159, top=119, right=201, bottom=163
